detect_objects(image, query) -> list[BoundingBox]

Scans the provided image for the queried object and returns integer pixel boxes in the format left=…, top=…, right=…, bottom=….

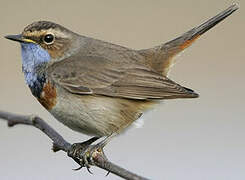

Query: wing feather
left=48, top=56, right=198, bottom=100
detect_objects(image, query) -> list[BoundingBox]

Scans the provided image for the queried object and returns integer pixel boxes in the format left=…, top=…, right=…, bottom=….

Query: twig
left=0, top=110, right=150, bottom=180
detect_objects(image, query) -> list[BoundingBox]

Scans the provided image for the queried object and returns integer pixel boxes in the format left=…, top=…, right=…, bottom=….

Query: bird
left=5, top=4, right=238, bottom=166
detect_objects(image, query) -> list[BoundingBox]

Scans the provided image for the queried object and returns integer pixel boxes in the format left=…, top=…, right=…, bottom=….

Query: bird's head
left=5, top=21, right=80, bottom=88
left=5, top=21, right=78, bottom=61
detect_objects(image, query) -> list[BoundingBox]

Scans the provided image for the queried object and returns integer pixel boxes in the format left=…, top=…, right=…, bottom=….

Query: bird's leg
left=67, top=134, right=116, bottom=173
left=85, top=133, right=116, bottom=165
left=67, top=137, right=99, bottom=171
left=68, top=134, right=116, bottom=173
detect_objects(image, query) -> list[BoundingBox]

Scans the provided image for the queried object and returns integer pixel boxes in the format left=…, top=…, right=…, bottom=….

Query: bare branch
left=0, top=110, right=150, bottom=180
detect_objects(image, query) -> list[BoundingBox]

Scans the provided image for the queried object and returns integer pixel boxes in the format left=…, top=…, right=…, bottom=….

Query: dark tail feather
left=139, top=4, right=239, bottom=75
left=166, top=3, right=239, bottom=50
left=189, top=3, right=239, bottom=38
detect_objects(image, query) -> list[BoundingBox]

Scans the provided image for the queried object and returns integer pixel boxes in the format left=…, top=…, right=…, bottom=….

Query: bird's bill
left=4, top=34, right=35, bottom=43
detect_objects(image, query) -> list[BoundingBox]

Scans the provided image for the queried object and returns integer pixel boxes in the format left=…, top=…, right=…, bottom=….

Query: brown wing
left=48, top=55, right=198, bottom=100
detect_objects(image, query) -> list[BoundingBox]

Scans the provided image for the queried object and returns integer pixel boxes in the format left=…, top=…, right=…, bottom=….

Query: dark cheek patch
left=44, top=38, right=69, bottom=59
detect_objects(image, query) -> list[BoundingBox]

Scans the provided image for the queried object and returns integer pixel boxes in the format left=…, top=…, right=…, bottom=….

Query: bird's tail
left=138, top=4, right=239, bottom=76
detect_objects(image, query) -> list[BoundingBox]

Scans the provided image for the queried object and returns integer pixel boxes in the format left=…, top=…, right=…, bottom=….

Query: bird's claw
left=72, top=165, right=83, bottom=171
left=105, top=171, right=110, bottom=176
left=67, top=138, right=105, bottom=174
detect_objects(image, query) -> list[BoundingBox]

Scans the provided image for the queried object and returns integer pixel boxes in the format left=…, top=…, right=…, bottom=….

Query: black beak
left=5, top=34, right=36, bottom=44
left=4, top=34, right=26, bottom=43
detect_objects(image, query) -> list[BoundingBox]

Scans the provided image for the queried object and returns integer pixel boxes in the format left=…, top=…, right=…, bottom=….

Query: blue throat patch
left=21, top=43, right=51, bottom=97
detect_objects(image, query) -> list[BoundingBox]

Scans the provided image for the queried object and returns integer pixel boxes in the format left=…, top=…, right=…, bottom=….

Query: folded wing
left=48, top=56, right=198, bottom=100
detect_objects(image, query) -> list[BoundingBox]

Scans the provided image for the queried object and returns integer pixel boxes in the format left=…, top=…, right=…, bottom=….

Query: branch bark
left=0, top=110, right=149, bottom=180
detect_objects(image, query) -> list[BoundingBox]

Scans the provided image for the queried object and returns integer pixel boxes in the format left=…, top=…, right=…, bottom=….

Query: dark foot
left=67, top=135, right=115, bottom=173
left=67, top=137, right=99, bottom=172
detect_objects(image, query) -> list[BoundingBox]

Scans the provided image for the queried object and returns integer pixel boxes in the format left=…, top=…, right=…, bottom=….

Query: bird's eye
left=43, top=33, right=54, bottom=44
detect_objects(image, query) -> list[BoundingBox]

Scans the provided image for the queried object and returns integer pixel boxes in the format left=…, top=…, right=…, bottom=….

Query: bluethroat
left=5, top=4, right=238, bottom=161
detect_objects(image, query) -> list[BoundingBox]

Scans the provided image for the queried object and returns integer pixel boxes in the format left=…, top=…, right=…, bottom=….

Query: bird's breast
left=37, top=81, right=57, bottom=110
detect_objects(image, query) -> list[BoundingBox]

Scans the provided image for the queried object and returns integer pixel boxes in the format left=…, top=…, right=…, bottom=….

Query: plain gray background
left=0, top=0, right=244, bottom=179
